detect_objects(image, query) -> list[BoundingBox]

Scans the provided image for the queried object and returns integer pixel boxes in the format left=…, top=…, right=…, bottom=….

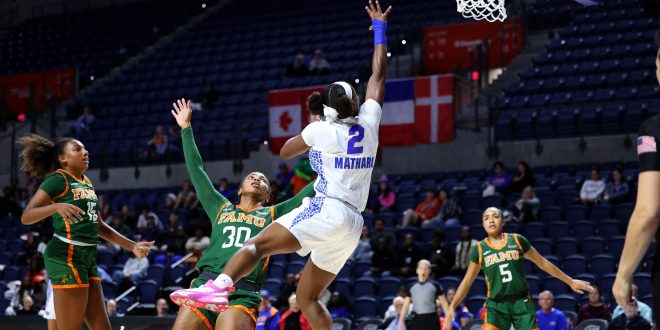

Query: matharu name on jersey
left=334, top=156, right=376, bottom=170
left=71, top=188, right=97, bottom=200
left=217, top=212, right=267, bottom=227
left=484, top=250, right=521, bottom=267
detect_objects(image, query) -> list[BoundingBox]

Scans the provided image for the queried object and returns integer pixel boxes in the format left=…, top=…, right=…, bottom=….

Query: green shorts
left=482, top=296, right=538, bottom=330
left=44, top=238, right=99, bottom=289
left=189, top=271, right=261, bottom=330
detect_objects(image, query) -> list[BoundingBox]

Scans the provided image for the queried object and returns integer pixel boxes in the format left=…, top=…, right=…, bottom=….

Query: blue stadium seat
left=354, top=277, right=376, bottom=297
left=378, top=277, right=402, bottom=298
left=138, top=280, right=159, bottom=305
left=463, top=209, right=483, bottom=226
left=521, top=223, right=545, bottom=241
left=613, top=203, right=634, bottom=221
left=354, top=296, right=378, bottom=320
left=597, top=220, right=621, bottom=238
left=378, top=296, right=395, bottom=316
left=438, top=276, right=460, bottom=292
left=268, top=262, right=286, bottom=279
left=607, top=236, right=625, bottom=258
left=572, top=221, right=595, bottom=240
left=263, top=278, right=282, bottom=299
left=464, top=295, right=487, bottom=315
left=580, top=237, right=605, bottom=257
left=468, top=277, right=487, bottom=297
left=168, top=264, right=186, bottom=286
left=333, top=278, right=352, bottom=297
left=445, top=226, right=463, bottom=243
left=102, top=281, right=118, bottom=299
left=287, top=261, right=306, bottom=275
left=2, top=266, right=19, bottom=282
left=599, top=274, right=616, bottom=294
left=547, top=221, right=570, bottom=241
left=562, top=255, right=588, bottom=276
left=589, top=254, right=615, bottom=274
left=526, top=275, right=541, bottom=294
left=633, top=273, right=651, bottom=297
left=543, top=277, right=568, bottom=295
left=555, top=238, right=578, bottom=257
left=531, top=238, right=552, bottom=256
left=353, top=261, right=372, bottom=278
left=539, top=207, right=562, bottom=223
left=564, top=205, right=587, bottom=221
left=553, top=294, right=578, bottom=312
left=147, top=264, right=165, bottom=286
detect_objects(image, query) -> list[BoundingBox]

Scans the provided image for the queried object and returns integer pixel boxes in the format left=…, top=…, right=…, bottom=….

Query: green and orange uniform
left=470, top=233, right=538, bottom=330
left=181, top=127, right=315, bottom=329
left=40, top=169, right=101, bottom=289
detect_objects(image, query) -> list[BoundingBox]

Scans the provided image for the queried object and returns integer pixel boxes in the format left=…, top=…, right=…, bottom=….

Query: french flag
left=380, top=78, right=416, bottom=146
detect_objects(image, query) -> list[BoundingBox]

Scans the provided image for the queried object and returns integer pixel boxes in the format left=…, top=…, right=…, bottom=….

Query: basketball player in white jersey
left=170, top=1, right=391, bottom=329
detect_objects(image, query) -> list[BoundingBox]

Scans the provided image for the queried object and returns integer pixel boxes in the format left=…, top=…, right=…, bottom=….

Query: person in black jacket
left=608, top=300, right=651, bottom=330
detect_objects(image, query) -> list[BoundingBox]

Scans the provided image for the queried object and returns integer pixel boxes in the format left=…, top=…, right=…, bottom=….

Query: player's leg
left=46, top=240, right=90, bottom=330
left=511, top=298, right=538, bottom=330
left=53, top=288, right=88, bottom=330
left=482, top=301, right=511, bottom=330
left=215, top=307, right=256, bottom=330
left=47, top=320, right=58, bottom=330
left=83, top=280, right=111, bottom=330
left=172, top=307, right=214, bottom=330
left=296, top=259, right=336, bottom=330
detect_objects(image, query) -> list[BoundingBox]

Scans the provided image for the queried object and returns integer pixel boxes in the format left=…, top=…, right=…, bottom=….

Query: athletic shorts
left=44, top=238, right=99, bottom=288
left=638, top=115, right=660, bottom=173
left=275, top=196, right=363, bottom=275
left=482, top=297, right=538, bottom=330
left=189, top=271, right=261, bottom=330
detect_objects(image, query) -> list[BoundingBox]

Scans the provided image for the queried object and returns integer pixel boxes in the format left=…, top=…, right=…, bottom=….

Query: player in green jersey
left=169, top=99, right=316, bottom=330
left=19, top=134, right=153, bottom=330
left=444, top=207, right=594, bottom=330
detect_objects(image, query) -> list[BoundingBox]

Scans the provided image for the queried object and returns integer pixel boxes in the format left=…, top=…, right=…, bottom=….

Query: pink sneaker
left=169, top=280, right=235, bottom=313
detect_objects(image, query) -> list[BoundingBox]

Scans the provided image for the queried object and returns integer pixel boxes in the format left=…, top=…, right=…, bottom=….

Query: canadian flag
left=415, top=75, right=454, bottom=143
left=268, top=86, right=323, bottom=154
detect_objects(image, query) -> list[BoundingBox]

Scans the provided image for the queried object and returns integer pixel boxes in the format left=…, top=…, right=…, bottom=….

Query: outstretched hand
left=132, top=241, right=154, bottom=259
left=366, top=0, right=392, bottom=28
left=171, top=98, right=192, bottom=129
left=570, top=279, right=595, bottom=294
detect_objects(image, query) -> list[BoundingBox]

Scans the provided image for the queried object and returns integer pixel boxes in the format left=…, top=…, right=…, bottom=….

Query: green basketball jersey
left=196, top=203, right=274, bottom=283
left=38, top=169, right=99, bottom=245
left=470, top=233, right=531, bottom=300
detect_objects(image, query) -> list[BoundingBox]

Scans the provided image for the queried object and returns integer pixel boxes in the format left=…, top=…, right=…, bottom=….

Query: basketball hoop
left=456, top=0, right=507, bottom=22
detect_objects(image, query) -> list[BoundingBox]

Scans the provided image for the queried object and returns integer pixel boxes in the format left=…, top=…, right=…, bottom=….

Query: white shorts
left=42, top=284, right=55, bottom=320
left=275, top=196, right=363, bottom=275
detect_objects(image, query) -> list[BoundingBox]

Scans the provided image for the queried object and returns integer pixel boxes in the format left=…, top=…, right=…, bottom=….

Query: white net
left=456, top=0, right=507, bottom=22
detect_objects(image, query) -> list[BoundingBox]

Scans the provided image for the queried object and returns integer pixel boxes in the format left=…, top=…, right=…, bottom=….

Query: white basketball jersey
left=301, top=99, right=382, bottom=212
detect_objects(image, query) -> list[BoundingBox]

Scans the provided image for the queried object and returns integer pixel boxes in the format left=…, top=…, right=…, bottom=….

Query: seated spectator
left=112, top=255, right=149, bottom=293
left=380, top=296, right=408, bottom=330
left=15, top=296, right=37, bottom=315
left=370, top=218, right=396, bottom=248
left=74, top=106, right=95, bottom=134
left=120, top=204, right=136, bottom=227
left=276, top=162, right=294, bottom=188
left=424, top=189, right=461, bottom=229
left=308, top=49, right=330, bottom=75
left=285, top=51, right=309, bottom=77
left=349, top=225, right=372, bottom=263
left=275, top=274, right=298, bottom=311
left=139, top=215, right=160, bottom=242
left=371, top=237, right=398, bottom=277
left=512, top=186, right=540, bottom=223
left=164, top=226, right=187, bottom=257
left=508, top=161, right=535, bottom=193
left=484, top=161, right=512, bottom=195
left=97, top=194, right=111, bottom=219
left=327, top=292, right=352, bottom=320
left=451, top=226, right=478, bottom=275
left=402, top=188, right=441, bottom=228
left=166, top=180, right=198, bottom=210
left=167, top=125, right=181, bottom=153
left=268, top=182, right=287, bottom=205
left=579, top=169, right=606, bottom=205
left=603, top=169, right=629, bottom=205
left=159, top=212, right=181, bottom=245
left=278, top=294, right=311, bottom=330
left=536, top=290, right=568, bottom=330
left=190, top=83, right=218, bottom=111
left=146, top=125, right=169, bottom=158
left=108, top=213, right=133, bottom=238
left=427, top=231, right=454, bottom=278
left=185, top=228, right=210, bottom=259
left=608, top=299, right=651, bottom=330
left=218, top=178, right=238, bottom=203
left=397, top=233, right=423, bottom=277
left=137, top=205, right=163, bottom=230
left=257, top=290, right=280, bottom=330
left=156, top=298, right=170, bottom=317
left=577, top=285, right=611, bottom=324
left=611, top=284, right=652, bottom=324
left=98, top=266, right=113, bottom=283
left=375, top=177, right=397, bottom=213
left=441, top=288, right=471, bottom=329
left=106, top=299, right=119, bottom=317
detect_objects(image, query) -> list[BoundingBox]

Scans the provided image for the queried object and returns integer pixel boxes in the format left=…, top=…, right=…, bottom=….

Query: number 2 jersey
left=300, top=99, right=381, bottom=212
left=470, top=233, right=532, bottom=300
left=182, top=127, right=315, bottom=280
left=39, top=169, right=99, bottom=245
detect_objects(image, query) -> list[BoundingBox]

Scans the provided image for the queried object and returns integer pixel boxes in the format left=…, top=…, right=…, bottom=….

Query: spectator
left=98, top=266, right=113, bottom=283
left=287, top=159, right=315, bottom=195
left=164, top=226, right=187, bottom=257
left=257, top=290, right=280, bottom=330
left=120, top=204, right=136, bottom=227
left=327, top=292, right=352, bottom=319
left=397, top=233, right=423, bottom=277
left=308, top=49, right=330, bottom=75
left=285, top=51, right=309, bottom=77
left=190, top=83, right=218, bottom=111
left=375, top=177, right=396, bottom=213
left=106, top=299, right=119, bottom=317
left=112, top=255, right=149, bottom=293
left=512, top=186, right=541, bottom=223
left=536, top=291, right=569, bottom=330
left=185, top=227, right=210, bottom=258
left=159, top=212, right=181, bottom=246
left=0, top=186, right=20, bottom=216
left=218, top=178, right=238, bottom=203
left=579, top=169, right=606, bottom=205
left=370, top=218, right=396, bottom=248
left=400, top=260, right=449, bottom=330
left=108, top=213, right=133, bottom=238
left=278, top=294, right=311, bottom=330
left=139, top=215, right=160, bottom=242
left=424, top=189, right=461, bottom=229
left=371, top=237, right=398, bottom=276
left=276, top=162, right=294, bottom=188
left=15, top=296, right=37, bottom=315
left=484, top=161, right=512, bottom=195
left=380, top=296, right=407, bottom=330
left=577, top=285, right=611, bottom=324
left=427, top=231, right=455, bottom=278
left=74, top=106, right=95, bottom=134
left=167, top=125, right=182, bottom=153
left=275, top=273, right=298, bottom=311
left=147, top=125, right=169, bottom=158
left=603, top=169, right=629, bottom=205
left=508, top=161, right=535, bottom=193
left=156, top=298, right=170, bottom=317
left=441, top=288, right=470, bottom=329
left=608, top=299, right=651, bottom=330
left=611, top=284, right=652, bottom=324
left=137, top=205, right=163, bottom=230
left=166, top=180, right=197, bottom=210
left=451, top=226, right=478, bottom=275
left=96, top=194, right=111, bottom=219
left=402, top=188, right=441, bottom=228
left=268, top=182, right=287, bottom=206
left=349, top=225, right=372, bottom=263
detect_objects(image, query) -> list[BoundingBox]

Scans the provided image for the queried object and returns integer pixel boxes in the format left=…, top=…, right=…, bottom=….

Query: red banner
left=0, top=68, right=76, bottom=114
left=268, top=86, right=323, bottom=154
left=424, top=19, right=523, bottom=74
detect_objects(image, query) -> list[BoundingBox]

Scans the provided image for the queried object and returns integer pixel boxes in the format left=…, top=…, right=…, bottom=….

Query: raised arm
left=364, top=0, right=392, bottom=106
left=171, top=98, right=230, bottom=220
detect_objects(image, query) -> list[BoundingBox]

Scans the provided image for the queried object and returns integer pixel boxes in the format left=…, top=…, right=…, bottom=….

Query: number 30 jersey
left=470, top=233, right=532, bottom=300
left=301, top=99, right=382, bottom=212
left=39, top=169, right=99, bottom=245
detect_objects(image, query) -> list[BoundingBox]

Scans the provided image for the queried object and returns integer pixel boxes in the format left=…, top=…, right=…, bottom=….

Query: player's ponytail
left=18, top=134, right=72, bottom=178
